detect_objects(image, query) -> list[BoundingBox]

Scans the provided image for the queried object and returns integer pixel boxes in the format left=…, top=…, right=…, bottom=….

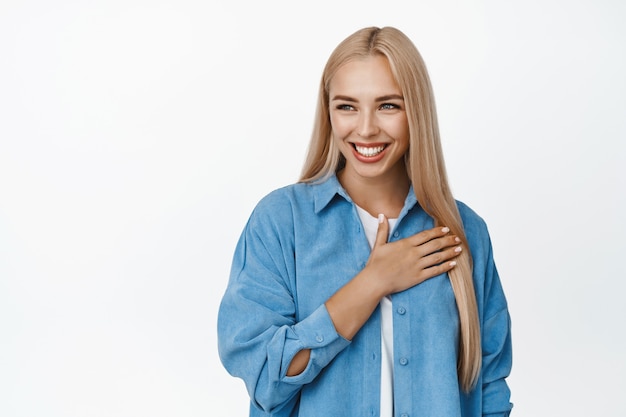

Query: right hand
left=322, top=215, right=463, bottom=343
left=365, top=214, right=462, bottom=297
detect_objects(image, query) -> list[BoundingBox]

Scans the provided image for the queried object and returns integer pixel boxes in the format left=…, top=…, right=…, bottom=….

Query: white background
left=1, top=0, right=624, bottom=416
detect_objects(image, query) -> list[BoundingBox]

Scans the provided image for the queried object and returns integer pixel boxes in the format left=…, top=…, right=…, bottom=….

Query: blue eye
left=380, top=103, right=399, bottom=110
left=336, top=104, right=355, bottom=111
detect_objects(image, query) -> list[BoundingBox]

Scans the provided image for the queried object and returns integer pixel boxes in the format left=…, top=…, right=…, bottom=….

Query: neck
left=338, top=165, right=410, bottom=218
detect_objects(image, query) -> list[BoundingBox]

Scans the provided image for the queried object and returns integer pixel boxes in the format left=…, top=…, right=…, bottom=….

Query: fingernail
left=378, top=214, right=385, bottom=224
left=455, top=246, right=462, bottom=253
left=449, top=261, right=457, bottom=267
left=455, top=237, right=461, bottom=243
left=441, top=227, right=450, bottom=233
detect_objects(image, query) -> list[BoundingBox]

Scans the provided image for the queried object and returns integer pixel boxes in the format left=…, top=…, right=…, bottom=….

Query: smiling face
left=329, top=54, right=410, bottom=186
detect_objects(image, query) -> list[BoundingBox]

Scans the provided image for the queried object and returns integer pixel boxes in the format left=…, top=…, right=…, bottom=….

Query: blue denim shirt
left=218, top=175, right=513, bottom=417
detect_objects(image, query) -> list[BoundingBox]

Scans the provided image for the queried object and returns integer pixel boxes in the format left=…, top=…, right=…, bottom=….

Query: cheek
left=329, top=114, right=353, bottom=139
left=382, top=117, right=410, bottom=143
left=399, top=124, right=410, bottom=145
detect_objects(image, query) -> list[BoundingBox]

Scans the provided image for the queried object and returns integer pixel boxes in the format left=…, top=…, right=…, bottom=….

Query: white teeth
left=355, top=145, right=385, bottom=157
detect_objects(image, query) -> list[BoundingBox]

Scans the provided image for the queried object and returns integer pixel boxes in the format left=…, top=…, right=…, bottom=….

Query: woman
left=218, top=26, right=512, bottom=417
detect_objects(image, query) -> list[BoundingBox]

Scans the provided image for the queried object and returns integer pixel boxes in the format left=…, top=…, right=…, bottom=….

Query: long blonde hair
left=300, top=26, right=481, bottom=392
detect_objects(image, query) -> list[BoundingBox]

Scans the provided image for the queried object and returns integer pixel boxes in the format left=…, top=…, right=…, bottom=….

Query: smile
left=354, top=144, right=386, bottom=157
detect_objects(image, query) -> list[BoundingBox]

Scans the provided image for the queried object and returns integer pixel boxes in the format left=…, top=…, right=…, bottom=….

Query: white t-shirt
left=355, top=206, right=396, bottom=417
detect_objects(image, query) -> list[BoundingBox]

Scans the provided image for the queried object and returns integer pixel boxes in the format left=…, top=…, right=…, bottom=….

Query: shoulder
left=246, top=182, right=317, bottom=231
left=456, top=201, right=487, bottom=231
left=455, top=200, right=492, bottom=251
left=253, top=182, right=313, bottom=214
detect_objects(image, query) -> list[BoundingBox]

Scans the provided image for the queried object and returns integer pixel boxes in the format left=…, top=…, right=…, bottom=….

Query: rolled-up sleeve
left=217, top=202, right=350, bottom=413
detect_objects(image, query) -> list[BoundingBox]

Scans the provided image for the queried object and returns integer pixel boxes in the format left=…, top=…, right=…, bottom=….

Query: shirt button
left=397, top=306, right=406, bottom=315
left=399, top=357, right=408, bottom=366
left=393, top=231, right=399, bottom=238
left=315, top=335, right=324, bottom=343
left=400, top=414, right=409, bottom=417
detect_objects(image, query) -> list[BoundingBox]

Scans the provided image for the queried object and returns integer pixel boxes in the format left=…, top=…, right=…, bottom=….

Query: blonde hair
left=299, top=26, right=481, bottom=392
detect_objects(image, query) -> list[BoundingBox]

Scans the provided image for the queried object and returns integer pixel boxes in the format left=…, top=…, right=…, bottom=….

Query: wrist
left=356, top=267, right=388, bottom=303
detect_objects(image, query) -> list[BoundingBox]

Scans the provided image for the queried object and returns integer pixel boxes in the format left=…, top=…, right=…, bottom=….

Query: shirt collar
left=312, top=174, right=350, bottom=214
left=311, top=173, right=419, bottom=216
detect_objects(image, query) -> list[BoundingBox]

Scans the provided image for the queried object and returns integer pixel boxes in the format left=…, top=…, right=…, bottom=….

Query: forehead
left=329, top=55, right=401, bottom=97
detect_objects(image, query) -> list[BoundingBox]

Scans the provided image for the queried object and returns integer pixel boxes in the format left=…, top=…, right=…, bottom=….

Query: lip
left=350, top=142, right=389, bottom=163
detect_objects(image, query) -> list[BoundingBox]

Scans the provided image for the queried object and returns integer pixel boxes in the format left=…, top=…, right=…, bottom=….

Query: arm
left=466, top=215, right=513, bottom=416
left=217, top=211, right=350, bottom=413
left=480, top=250, right=513, bottom=416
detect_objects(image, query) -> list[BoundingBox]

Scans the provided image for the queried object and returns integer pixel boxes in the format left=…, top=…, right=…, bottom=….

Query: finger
left=417, top=258, right=459, bottom=282
left=373, top=213, right=390, bottom=248
left=417, top=244, right=463, bottom=270
left=413, top=234, right=461, bottom=259
left=408, top=226, right=452, bottom=247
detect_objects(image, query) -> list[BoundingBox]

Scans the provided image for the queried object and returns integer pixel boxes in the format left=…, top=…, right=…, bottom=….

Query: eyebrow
left=331, top=94, right=404, bottom=102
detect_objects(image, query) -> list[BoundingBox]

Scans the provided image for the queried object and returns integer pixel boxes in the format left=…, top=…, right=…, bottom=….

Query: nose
left=357, top=111, right=379, bottom=137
